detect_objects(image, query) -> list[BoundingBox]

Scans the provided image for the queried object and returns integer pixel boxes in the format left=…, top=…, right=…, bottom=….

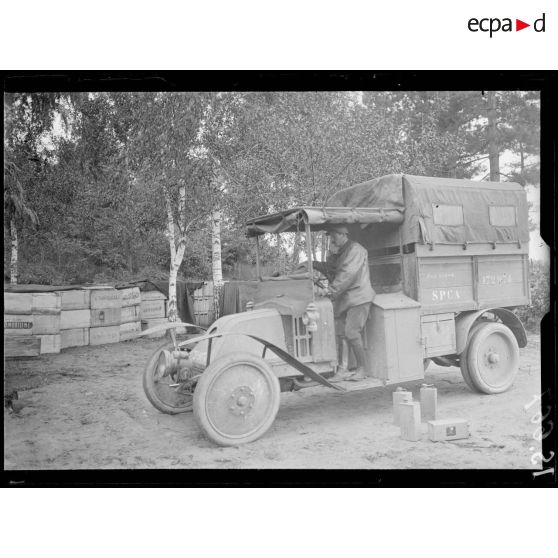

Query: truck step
left=335, top=376, right=386, bottom=392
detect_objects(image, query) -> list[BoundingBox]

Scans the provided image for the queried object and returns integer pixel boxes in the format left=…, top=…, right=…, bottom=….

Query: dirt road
left=4, top=334, right=542, bottom=469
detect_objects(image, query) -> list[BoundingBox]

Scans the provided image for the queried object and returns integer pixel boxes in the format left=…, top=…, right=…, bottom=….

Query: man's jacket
left=314, top=240, right=375, bottom=315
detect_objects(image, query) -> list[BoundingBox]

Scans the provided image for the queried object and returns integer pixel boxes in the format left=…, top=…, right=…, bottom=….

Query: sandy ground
left=4, top=334, right=542, bottom=470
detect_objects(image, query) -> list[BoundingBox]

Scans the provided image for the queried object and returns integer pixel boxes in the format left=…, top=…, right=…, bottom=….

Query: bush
left=514, top=260, right=550, bottom=332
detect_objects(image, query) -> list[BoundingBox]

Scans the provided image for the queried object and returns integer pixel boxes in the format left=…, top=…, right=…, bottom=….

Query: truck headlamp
left=302, top=303, right=319, bottom=332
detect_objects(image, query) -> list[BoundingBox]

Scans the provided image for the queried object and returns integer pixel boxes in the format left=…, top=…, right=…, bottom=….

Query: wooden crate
left=37, top=334, right=61, bottom=354
left=120, top=321, right=141, bottom=341
left=61, top=309, right=91, bottom=329
left=90, top=325, right=120, bottom=345
left=367, top=293, right=423, bottom=383
left=121, top=304, right=141, bottom=324
left=31, top=292, right=61, bottom=314
left=89, top=288, right=121, bottom=309
left=140, top=299, right=166, bottom=319
left=118, top=286, right=141, bottom=306
left=4, top=292, right=33, bottom=314
left=141, top=318, right=168, bottom=338
left=90, top=307, right=122, bottom=327
left=4, top=314, right=34, bottom=336
left=4, top=335, right=41, bottom=358
left=61, top=327, right=90, bottom=349
left=31, top=313, right=61, bottom=335
left=140, top=289, right=167, bottom=301
left=59, top=289, right=91, bottom=310
left=428, top=418, right=470, bottom=441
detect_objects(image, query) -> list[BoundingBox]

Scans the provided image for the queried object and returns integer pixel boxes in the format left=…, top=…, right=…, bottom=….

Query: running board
left=335, top=377, right=387, bottom=392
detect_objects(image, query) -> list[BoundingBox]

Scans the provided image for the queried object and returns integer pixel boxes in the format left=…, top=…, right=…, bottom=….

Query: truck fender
left=135, top=321, right=205, bottom=338
left=176, top=331, right=346, bottom=392
left=455, top=308, right=527, bottom=354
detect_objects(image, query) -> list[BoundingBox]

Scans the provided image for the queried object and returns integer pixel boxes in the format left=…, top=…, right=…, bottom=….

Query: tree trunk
left=311, top=232, right=317, bottom=261
left=321, top=232, right=327, bottom=262
left=10, top=218, right=18, bottom=285
left=165, top=189, right=185, bottom=323
left=211, top=211, right=223, bottom=286
left=211, top=210, right=224, bottom=321
left=487, top=91, right=500, bottom=181
left=167, top=249, right=184, bottom=322
left=127, top=237, right=134, bottom=273
left=291, top=231, right=301, bottom=265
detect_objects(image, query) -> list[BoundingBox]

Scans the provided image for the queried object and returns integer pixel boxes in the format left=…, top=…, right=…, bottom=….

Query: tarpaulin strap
left=176, top=331, right=346, bottom=392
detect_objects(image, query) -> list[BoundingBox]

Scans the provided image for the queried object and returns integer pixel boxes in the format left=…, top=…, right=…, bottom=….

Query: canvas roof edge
left=245, top=206, right=404, bottom=237
left=402, top=174, right=524, bottom=192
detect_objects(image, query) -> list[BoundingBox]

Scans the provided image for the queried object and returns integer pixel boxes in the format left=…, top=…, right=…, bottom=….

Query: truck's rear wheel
left=143, top=341, right=195, bottom=414
left=460, top=322, right=485, bottom=393
left=193, top=352, right=280, bottom=446
left=461, top=323, right=519, bottom=394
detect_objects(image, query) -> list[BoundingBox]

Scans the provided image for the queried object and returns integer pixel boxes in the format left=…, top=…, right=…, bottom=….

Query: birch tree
left=4, top=161, right=39, bottom=283
left=4, top=93, right=58, bottom=283
left=119, top=92, right=218, bottom=321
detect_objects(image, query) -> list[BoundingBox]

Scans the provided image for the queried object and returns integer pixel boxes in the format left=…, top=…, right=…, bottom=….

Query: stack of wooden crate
left=88, top=287, right=121, bottom=345
left=118, top=286, right=142, bottom=341
left=5, top=283, right=172, bottom=357
left=60, top=289, right=91, bottom=348
left=140, top=289, right=168, bottom=338
left=4, top=291, right=62, bottom=356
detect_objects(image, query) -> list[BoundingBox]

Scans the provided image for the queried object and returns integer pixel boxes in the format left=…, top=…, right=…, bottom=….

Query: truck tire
left=459, top=322, right=486, bottom=393
left=143, top=341, right=195, bottom=414
left=193, top=352, right=280, bottom=446
left=462, top=323, right=519, bottom=394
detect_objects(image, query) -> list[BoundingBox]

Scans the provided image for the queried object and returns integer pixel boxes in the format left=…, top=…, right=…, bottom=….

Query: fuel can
left=399, top=401, right=422, bottom=442
left=428, top=418, right=470, bottom=442
left=420, top=384, right=437, bottom=422
left=393, top=387, right=413, bottom=426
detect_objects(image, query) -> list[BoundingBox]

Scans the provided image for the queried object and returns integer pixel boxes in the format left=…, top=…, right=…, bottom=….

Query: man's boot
left=330, top=337, right=352, bottom=382
left=348, top=339, right=367, bottom=381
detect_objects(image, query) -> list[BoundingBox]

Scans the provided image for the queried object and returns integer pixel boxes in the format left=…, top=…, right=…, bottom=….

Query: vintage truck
left=141, top=174, right=531, bottom=446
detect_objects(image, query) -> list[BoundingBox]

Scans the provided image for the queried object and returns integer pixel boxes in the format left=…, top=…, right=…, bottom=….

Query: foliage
left=3, top=90, right=543, bottom=287
left=514, top=261, right=550, bottom=332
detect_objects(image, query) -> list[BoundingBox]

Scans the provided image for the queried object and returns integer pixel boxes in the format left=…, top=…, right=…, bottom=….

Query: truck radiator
left=293, top=316, right=312, bottom=358
left=281, top=315, right=313, bottom=359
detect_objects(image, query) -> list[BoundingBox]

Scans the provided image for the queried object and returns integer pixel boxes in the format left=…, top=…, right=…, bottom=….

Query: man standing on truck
left=314, top=225, right=375, bottom=382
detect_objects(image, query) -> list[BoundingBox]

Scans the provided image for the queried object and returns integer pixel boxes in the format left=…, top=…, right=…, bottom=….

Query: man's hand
left=316, top=287, right=334, bottom=298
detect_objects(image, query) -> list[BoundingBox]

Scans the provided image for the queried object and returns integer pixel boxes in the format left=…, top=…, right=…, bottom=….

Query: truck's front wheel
left=143, top=341, right=195, bottom=414
left=460, top=323, right=519, bottom=394
left=193, top=352, right=281, bottom=446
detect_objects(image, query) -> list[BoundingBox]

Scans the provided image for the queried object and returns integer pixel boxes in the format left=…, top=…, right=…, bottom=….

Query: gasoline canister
left=393, top=387, right=413, bottom=426
left=420, top=384, right=437, bottom=422
left=399, top=401, right=422, bottom=442
left=428, top=418, right=470, bottom=442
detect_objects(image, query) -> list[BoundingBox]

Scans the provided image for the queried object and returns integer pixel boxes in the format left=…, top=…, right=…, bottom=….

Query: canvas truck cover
left=327, top=174, right=529, bottom=247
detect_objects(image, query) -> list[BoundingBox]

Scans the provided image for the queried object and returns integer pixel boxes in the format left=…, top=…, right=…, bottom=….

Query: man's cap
left=326, top=225, right=349, bottom=235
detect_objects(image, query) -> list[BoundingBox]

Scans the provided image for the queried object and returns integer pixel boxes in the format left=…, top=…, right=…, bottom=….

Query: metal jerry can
left=420, top=384, right=437, bottom=422
left=399, top=401, right=422, bottom=442
left=393, top=387, right=413, bottom=426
